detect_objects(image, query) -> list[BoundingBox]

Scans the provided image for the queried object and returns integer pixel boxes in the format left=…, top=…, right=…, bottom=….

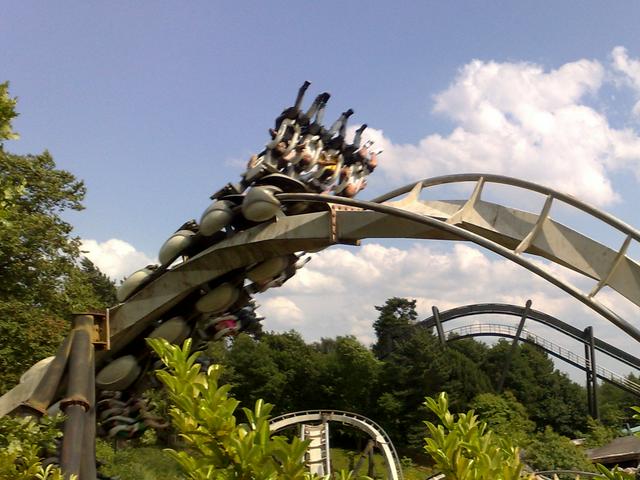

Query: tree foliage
left=469, top=392, right=535, bottom=446
left=0, top=81, right=19, bottom=142
left=372, top=297, right=417, bottom=358
left=483, top=340, right=587, bottom=435
left=0, top=82, right=116, bottom=393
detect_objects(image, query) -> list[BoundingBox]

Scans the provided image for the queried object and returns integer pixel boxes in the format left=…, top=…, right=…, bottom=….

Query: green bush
left=423, top=392, right=527, bottom=480
left=96, top=439, right=181, bottom=480
left=523, top=426, right=594, bottom=475
left=0, top=414, right=68, bottom=480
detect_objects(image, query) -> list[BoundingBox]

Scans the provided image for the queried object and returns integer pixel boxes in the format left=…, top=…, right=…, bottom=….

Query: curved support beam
left=278, top=193, right=640, bottom=343
left=417, top=303, right=640, bottom=371
left=373, top=174, right=640, bottom=305
left=270, top=410, right=403, bottom=480
left=444, top=323, right=640, bottom=397
left=371, top=173, right=640, bottom=241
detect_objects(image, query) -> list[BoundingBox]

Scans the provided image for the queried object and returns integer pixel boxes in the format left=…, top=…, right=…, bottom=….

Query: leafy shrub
left=0, top=414, right=68, bottom=480
left=523, top=426, right=594, bottom=475
left=96, top=439, right=181, bottom=480
left=423, top=392, right=527, bottom=480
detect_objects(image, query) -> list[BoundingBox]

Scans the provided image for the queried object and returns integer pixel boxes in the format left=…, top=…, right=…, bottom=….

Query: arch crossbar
left=418, top=303, right=640, bottom=372
left=269, top=410, right=403, bottom=480
left=277, top=191, right=640, bottom=343
left=371, top=173, right=640, bottom=317
left=445, top=323, right=640, bottom=396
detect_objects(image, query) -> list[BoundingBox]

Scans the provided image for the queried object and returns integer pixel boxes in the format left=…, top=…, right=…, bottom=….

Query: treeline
left=205, top=298, right=638, bottom=453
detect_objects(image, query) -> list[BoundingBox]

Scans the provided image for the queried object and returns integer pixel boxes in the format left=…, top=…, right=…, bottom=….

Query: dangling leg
left=353, top=123, right=367, bottom=148
left=328, top=109, right=354, bottom=137
left=275, top=81, right=312, bottom=129
left=293, top=80, right=311, bottom=112
left=338, top=109, right=354, bottom=138
left=304, top=92, right=331, bottom=123
left=307, top=93, right=331, bottom=135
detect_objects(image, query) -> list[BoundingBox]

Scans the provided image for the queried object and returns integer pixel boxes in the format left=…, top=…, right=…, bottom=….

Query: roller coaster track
left=98, top=172, right=640, bottom=369
left=418, top=302, right=640, bottom=372
left=269, top=410, right=403, bottom=480
left=444, top=323, right=640, bottom=396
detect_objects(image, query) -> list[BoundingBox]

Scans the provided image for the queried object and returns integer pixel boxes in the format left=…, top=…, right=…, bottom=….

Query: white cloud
left=611, top=46, right=640, bottom=116
left=80, top=238, right=156, bottom=281
left=359, top=51, right=640, bottom=207
left=259, top=296, right=305, bottom=329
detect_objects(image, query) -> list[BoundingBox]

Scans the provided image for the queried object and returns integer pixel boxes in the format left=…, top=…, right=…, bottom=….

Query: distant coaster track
left=418, top=302, right=640, bottom=373
left=269, top=409, right=403, bottom=480
left=443, top=322, right=640, bottom=396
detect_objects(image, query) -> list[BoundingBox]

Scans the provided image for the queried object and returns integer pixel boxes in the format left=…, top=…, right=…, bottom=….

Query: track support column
left=432, top=306, right=446, bottom=347
left=584, top=326, right=599, bottom=419
left=498, top=300, right=532, bottom=392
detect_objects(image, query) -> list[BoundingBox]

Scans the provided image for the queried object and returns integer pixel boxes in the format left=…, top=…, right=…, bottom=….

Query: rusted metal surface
left=59, top=314, right=97, bottom=480
left=20, top=333, right=75, bottom=416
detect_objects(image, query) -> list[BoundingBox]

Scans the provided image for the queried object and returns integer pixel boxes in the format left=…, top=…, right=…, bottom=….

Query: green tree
left=523, top=426, right=594, bottom=475
left=0, top=81, right=19, bottom=142
left=0, top=83, right=113, bottom=392
left=598, top=376, right=640, bottom=429
left=483, top=340, right=588, bottom=436
left=318, top=336, right=380, bottom=413
left=583, top=417, right=618, bottom=449
left=372, top=297, right=417, bottom=358
left=79, top=257, right=117, bottom=307
left=376, top=328, right=491, bottom=449
left=469, top=392, right=535, bottom=446
left=223, top=334, right=287, bottom=409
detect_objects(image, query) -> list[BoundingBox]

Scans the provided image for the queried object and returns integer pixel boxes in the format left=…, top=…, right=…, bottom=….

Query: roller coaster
left=2, top=82, right=640, bottom=479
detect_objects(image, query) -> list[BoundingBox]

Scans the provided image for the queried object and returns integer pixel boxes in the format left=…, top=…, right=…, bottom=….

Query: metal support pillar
left=432, top=306, right=446, bottom=347
left=353, top=439, right=374, bottom=476
left=60, top=314, right=97, bottom=480
left=498, top=300, right=532, bottom=392
left=584, top=337, right=593, bottom=418
left=17, top=333, right=75, bottom=417
left=584, top=326, right=599, bottom=419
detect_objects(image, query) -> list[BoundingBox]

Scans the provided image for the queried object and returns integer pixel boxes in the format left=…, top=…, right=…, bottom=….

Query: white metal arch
left=269, top=410, right=403, bottom=480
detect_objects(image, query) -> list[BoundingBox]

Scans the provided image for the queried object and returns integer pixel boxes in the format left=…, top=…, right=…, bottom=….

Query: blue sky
left=3, top=2, right=640, bottom=380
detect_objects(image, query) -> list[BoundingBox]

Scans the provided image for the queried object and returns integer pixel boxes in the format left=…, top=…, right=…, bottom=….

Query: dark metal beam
left=432, top=306, right=446, bottom=347
left=497, top=300, right=531, bottom=392
left=60, top=314, right=96, bottom=480
left=585, top=326, right=599, bottom=419
left=418, top=303, right=640, bottom=371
